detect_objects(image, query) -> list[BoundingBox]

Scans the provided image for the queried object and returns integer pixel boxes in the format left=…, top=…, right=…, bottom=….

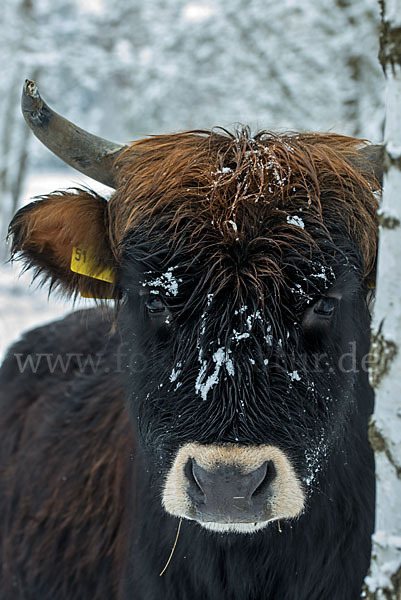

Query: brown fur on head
left=9, top=128, right=380, bottom=298
left=110, top=129, right=380, bottom=282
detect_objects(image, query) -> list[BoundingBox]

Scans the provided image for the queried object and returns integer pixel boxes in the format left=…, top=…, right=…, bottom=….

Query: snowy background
left=0, top=0, right=384, bottom=359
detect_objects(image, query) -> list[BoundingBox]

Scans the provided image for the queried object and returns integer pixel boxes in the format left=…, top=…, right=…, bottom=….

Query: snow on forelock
left=311, top=271, right=328, bottom=281
left=195, top=347, right=234, bottom=400
left=212, top=167, right=233, bottom=176
left=142, top=267, right=182, bottom=296
left=286, top=215, right=305, bottom=229
left=265, top=149, right=291, bottom=189
left=310, top=263, right=335, bottom=286
left=241, top=143, right=292, bottom=193
left=292, top=282, right=312, bottom=303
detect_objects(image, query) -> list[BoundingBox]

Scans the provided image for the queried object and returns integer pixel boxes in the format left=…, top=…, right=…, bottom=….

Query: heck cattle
left=0, top=80, right=382, bottom=600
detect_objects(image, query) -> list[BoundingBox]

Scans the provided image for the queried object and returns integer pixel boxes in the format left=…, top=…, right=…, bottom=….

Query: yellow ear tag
left=71, top=247, right=115, bottom=299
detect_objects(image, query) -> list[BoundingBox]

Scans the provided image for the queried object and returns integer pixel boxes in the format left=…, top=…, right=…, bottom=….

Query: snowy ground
left=0, top=172, right=111, bottom=360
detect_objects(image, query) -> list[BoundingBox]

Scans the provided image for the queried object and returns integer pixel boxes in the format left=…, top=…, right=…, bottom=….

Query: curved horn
left=21, top=79, right=127, bottom=188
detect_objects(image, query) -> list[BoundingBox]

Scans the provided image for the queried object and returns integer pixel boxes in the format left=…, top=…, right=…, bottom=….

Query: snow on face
left=232, top=330, right=250, bottom=342
left=303, top=429, right=329, bottom=488
left=265, top=324, right=273, bottom=345
left=194, top=306, right=271, bottom=400
left=170, top=362, right=182, bottom=383
left=289, top=370, right=301, bottom=382
left=195, top=347, right=234, bottom=401
left=141, top=267, right=182, bottom=296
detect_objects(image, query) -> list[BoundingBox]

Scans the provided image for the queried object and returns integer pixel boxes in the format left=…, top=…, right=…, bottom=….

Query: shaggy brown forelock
left=108, top=128, right=379, bottom=285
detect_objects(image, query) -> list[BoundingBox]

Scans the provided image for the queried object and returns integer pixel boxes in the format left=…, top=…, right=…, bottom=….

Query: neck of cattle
left=1, top=104, right=379, bottom=600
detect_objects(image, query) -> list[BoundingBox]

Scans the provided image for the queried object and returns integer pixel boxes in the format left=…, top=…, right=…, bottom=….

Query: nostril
left=251, top=460, right=276, bottom=499
left=191, top=459, right=205, bottom=492
left=184, top=458, right=205, bottom=504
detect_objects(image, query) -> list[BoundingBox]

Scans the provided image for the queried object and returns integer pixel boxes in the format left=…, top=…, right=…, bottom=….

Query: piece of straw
left=159, top=518, right=183, bottom=576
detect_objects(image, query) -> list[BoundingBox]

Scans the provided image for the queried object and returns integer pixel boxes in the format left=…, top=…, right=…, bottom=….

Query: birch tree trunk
left=365, top=1, right=401, bottom=597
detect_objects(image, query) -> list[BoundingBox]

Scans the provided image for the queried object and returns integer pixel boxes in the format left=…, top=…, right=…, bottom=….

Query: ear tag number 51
left=70, top=246, right=115, bottom=284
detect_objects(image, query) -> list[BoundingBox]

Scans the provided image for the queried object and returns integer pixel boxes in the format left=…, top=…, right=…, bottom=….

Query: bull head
left=11, top=80, right=384, bottom=304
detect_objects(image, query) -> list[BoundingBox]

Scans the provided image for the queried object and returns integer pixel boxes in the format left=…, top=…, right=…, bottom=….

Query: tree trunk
left=0, top=0, right=37, bottom=262
left=364, top=2, right=401, bottom=598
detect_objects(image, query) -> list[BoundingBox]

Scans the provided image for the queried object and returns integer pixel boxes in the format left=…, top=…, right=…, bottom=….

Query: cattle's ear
left=8, top=189, right=118, bottom=300
left=351, top=144, right=384, bottom=187
left=346, top=144, right=383, bottom=293
left=361, top=145, right=383, bottom=293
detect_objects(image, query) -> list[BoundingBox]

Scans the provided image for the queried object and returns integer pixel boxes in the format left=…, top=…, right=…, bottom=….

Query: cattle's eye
left=145, top=295, right=166, bottom=314
left=313, top=297, right=338, bottom=317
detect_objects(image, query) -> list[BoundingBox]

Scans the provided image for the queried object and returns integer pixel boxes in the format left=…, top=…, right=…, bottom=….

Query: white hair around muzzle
left=162, top=443, right=305, bottom=534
